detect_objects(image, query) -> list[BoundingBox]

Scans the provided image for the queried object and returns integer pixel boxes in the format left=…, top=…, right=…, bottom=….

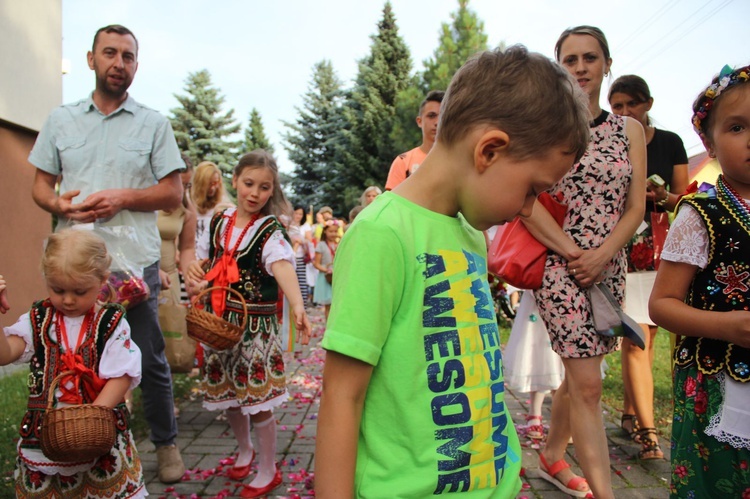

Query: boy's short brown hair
left=438, top=44, right=589, bottom=163
left=419, top=90, right=445, bottom=114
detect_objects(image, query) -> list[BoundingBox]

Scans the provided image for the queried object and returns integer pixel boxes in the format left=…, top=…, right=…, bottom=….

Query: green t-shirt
left=322, top=192, right=522, bottom=498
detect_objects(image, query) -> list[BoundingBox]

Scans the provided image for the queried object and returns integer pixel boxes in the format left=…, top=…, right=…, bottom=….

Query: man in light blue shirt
left=29, top=24, right=186, bottom=484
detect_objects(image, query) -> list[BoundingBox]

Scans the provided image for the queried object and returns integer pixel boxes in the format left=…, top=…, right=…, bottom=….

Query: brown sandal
left=636, top=428, right=664, bottom=460
left=621, top=413, right=641, bottom=443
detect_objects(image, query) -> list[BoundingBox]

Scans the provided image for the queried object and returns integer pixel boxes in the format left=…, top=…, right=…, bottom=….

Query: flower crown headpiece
left=692, top=64, right=750, bottom=135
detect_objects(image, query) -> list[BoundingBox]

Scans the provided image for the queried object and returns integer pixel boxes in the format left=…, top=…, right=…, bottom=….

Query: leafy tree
left=421, top=0, right=489, bottom=92
left=283, top=60, right=347, bottom=212
left=242, top=108, right=275, bottom=155
left=334, top=1, right=413, bottom=211
left=391, top=0, right=490, bottom=153
left=169, top=69, right=241, bottom=180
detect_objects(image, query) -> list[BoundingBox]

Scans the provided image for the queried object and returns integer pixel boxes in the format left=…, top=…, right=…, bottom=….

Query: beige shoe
left=156, top=444, right=185, bottom=484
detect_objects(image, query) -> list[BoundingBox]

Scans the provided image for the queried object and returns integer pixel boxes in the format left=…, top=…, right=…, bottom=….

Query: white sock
left=248, top=415, right=277, bottom=487
left=226, top=409, right=255, bottom=467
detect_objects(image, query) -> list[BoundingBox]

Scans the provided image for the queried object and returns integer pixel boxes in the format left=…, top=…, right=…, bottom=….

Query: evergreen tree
left=242, top=108, right=275, bottom=155
left=421, top=0, right=489, bottom=92
left=283, top=60, right=347, bottom=212
left=334, top=1, right=413, bottom=211
left=391, top=0, right=490, bottom=155
left=169, top=69, right=241, bottom=179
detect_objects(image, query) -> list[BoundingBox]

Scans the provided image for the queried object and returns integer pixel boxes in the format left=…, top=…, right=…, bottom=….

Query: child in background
left=187, top=150, right=310, bottom=498
left=0, top=230, right=144, bottom=498
left=503, top=290, right=564, bottom=440
left=649, top=64, right=750, bottom=498
left=315, top=45, right=590, bottom=498
left=312, top=221, right=339, bottom=321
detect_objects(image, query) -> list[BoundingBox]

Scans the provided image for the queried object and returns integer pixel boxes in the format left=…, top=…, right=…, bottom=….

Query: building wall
left=0, top=0, right=63, bottom=131
left=0, top=0, right=62, bottom=328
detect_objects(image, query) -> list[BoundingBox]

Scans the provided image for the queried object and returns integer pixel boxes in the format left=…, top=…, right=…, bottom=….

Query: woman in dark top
left=609, top=74, right=689, bottom=460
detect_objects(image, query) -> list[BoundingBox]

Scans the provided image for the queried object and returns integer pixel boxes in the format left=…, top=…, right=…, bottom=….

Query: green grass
left=500, top=325, right=674, bottom=438
left=0, top=370, right=200, bottom=499
left=0, top=370, right=28, bottom=498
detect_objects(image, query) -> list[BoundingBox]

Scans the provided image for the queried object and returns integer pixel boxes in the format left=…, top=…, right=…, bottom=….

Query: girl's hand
left=293, top=304, right=311, bottom=346
left=0, top=275, right=9, bottom=314
left=186, top=259, right=207, bottom=286
left=567, top=248, right=611, bottom=288
left=158, top=269, right=171, bottom=289
left=726, top=310, right=750, bottom=349
left=92, top=376, right=131, bottom=409
left=187, top=279, right=208, bottom=297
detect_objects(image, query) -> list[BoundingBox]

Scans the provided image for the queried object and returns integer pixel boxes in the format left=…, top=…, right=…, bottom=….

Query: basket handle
left=191, top=286, right=249, bottom=331
left=46, top=370, right=76, bottom=411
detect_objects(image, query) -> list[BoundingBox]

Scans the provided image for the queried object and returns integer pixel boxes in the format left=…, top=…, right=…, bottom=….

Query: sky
left=61, top=0, right=748, bottom=173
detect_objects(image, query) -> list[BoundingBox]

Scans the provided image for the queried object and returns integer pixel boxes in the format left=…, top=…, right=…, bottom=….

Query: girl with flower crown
left=650, top=64, right=750, bottom=498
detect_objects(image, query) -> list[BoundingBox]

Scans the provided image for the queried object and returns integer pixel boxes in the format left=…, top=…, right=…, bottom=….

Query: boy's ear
left=474, top=130, right=510, bottom=173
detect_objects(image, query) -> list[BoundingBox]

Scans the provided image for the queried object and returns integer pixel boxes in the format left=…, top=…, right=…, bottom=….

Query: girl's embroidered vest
left=674, top=180, right=750, bottom=382
left=208, top=212, right=290, bottom=317
left=19, top=301, right=130, bottom=452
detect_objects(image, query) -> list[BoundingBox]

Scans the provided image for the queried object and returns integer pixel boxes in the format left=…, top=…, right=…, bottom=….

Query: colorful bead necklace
left=717, top=175, right=750, bottom=233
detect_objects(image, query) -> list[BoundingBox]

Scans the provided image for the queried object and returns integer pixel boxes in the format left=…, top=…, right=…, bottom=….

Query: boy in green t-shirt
left=315, top=45, right=590, bottom=498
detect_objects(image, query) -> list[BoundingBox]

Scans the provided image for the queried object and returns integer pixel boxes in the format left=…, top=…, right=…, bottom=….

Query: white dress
left=503, top=291, right=565, bottom=393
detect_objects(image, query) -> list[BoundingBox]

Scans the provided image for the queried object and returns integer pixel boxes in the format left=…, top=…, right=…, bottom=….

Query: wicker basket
left=187, top=286, right=248, bottom=351
left=40, top=371, right=116, bottom=463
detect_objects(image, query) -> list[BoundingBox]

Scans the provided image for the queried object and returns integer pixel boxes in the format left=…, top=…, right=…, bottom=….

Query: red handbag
left=488, top=192, right=567, bottom=289
left=650, top=210, right=669, bottom=270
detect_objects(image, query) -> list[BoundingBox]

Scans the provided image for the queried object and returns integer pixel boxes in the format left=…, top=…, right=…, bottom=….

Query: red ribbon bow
left=58, top=353, right=106, bottom=404
left=204, top=254, right=241, bottom=316
left=203, top=212, right=257, bottom=317
left=55, top=309, right=106, bottom=405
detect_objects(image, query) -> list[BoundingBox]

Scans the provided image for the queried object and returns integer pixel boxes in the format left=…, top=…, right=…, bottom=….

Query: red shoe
left=537, top=453, right=592, bottom=498
left=240, top=468, right=282, bottom=498
left=226, top=450, right=255, bottom=481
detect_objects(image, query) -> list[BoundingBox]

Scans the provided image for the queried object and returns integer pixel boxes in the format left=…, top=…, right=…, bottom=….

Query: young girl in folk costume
left=0, top=230, right=144, bottom=498
left=650, top=64, right=750, bottom=498
left=187, top=150, right=311, bottom=498
left=312, top=221, right=339, bottom=321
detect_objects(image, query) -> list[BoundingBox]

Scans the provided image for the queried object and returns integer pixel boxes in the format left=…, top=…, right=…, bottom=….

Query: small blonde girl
left=650, top=64, right=750, bottom=498
left=187, top=150, right=310, bottom=498
left=1, top=229, right=144, bottom=498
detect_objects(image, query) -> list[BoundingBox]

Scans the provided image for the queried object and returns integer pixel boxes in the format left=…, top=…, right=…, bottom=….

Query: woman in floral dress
left=522, top=26, right=646, bottom=499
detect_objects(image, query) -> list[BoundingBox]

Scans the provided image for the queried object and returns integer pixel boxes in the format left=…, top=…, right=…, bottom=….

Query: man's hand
left=81, top=189, right=129, bottom=220
left=56, top=189, right=98, bottom=222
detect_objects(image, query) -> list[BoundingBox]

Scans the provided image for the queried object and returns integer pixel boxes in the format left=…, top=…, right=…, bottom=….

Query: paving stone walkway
left=137, top=308, right=671, bottom=498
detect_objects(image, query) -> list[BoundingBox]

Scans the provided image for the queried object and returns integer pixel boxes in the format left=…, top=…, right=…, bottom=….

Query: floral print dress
left=536, top=111, right=631, bottom=358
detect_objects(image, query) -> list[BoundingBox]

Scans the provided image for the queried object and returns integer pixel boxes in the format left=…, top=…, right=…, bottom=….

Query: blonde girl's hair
left=359, top=186, right=382, bottom=206
left=41, top=229, right=111, bottom=284
left=192, top=161, right=224, bottom=213
left=233, top=150, right=290, bottom=218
